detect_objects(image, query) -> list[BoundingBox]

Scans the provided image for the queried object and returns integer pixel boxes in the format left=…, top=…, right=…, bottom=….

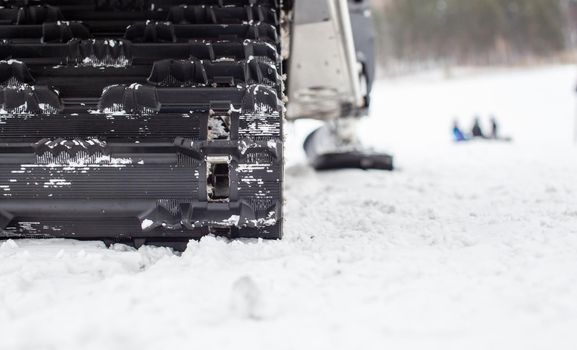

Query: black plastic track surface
left=0, top=0, right=284, bottom=247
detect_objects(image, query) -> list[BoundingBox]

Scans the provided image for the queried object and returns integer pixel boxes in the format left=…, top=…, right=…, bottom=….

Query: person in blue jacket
left=452, top=120, right=468, bottom=142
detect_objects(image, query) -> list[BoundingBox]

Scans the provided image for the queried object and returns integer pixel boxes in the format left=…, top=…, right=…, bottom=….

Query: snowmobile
left=0, top=0, right=392, bottom=249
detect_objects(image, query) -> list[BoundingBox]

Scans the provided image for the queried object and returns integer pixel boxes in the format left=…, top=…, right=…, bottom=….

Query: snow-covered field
left=2, top=65, right=577, bottom=350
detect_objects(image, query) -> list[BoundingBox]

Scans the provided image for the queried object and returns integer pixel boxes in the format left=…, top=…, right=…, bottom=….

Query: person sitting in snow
left=471, top=117, right=486, bottom=138
left=452, top=120, right=467, bottom=142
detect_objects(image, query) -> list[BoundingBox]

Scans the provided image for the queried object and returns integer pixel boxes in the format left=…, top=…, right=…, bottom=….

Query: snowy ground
left=2, top=65, right=577, bottom=350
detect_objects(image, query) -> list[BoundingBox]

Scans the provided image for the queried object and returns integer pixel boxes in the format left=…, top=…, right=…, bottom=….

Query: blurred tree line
left=373, top=0, right=577, bottom=67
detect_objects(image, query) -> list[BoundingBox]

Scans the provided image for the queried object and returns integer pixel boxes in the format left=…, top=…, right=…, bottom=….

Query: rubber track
left=0, top=0, right=284, bottom=248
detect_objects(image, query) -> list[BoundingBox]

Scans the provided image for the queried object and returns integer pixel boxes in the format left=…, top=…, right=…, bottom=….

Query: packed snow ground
left=2, top=65, right=577, bottom=350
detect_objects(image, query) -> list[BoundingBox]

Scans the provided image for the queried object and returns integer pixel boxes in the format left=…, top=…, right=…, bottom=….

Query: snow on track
left=2, top=65, right=577, bottom=350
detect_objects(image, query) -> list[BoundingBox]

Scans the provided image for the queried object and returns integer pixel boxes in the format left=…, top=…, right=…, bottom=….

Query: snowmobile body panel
left=287, top=0, right=365, bottom=120
left=287, top=0, right=391, bottom=171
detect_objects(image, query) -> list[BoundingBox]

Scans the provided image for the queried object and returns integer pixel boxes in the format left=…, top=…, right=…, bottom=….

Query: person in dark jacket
left=471, top=117, right=486, bottom=138
left=490, top=116, right=499, bottom=139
